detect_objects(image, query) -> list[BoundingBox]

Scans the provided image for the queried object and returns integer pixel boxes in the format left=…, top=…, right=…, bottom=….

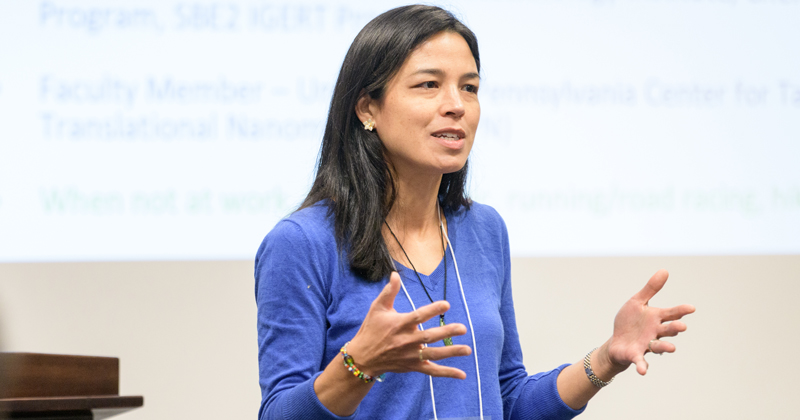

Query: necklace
left=384, top=205, right=453, bottom=346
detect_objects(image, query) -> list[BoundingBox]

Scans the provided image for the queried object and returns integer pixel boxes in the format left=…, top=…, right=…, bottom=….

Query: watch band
left=584, top=347, right=614, bottom=388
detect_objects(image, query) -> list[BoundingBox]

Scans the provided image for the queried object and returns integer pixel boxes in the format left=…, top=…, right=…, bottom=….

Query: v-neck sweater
left=255, top=201, right=585, bottom=420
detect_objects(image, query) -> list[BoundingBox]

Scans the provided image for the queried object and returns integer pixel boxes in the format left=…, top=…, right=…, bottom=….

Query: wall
left=0, top=255, right=797, bottom=419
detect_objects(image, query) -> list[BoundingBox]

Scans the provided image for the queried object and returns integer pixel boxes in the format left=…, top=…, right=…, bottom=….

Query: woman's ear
left=355, top=91, right=375, bottom=126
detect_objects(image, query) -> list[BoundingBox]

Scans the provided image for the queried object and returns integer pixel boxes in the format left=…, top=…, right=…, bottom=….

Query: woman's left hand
left=605, top=269, right=696, bottom=376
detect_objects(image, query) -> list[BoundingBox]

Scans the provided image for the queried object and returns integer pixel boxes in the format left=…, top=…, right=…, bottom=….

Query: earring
left=363, top=118, right=375, bottom=131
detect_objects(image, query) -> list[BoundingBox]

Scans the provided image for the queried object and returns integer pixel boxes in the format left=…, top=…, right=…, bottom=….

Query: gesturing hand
left=346, top=272, right=472, bottom=379
left=606, top=269, right=696, bottom=376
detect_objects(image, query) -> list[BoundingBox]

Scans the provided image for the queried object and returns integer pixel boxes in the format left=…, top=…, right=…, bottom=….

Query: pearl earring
left=363, top=118, right=375, bottom=131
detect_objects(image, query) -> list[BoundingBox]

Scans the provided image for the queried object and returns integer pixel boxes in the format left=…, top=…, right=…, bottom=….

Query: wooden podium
left=0, top=353, right=143, bottom=419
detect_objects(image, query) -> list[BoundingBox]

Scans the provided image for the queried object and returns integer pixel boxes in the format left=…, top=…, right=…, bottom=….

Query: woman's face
left=361, top=31, right=480, bottom=179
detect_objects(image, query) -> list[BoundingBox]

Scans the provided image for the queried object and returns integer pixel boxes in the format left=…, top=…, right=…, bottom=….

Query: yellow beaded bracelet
left=340, top=341, right=385, bottom=383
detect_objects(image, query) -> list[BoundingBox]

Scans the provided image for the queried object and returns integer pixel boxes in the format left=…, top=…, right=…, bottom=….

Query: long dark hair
left=299, top=5, right=479, bottom=282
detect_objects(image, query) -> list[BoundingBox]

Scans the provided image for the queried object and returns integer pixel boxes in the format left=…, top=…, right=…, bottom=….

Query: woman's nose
left=441, top=86, right=465, bottom=118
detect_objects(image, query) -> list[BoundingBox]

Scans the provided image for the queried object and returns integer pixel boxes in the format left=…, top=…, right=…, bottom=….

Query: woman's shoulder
left=453, top=200, right=507, bottom=230
left=268, top=201, right=334, bottom=240
left=450, top=201, right=510, bottom=254
left=256, top=201, right=336, bottom=260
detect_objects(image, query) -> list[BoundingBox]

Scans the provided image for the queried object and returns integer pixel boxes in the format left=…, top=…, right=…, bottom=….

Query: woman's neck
left=383, top=170, right=446, bottom=276
left=385, top=171, right=442, bottom=234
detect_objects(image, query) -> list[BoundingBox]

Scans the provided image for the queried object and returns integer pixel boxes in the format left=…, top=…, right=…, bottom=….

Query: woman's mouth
left=431, top=129, right=466, bottom=150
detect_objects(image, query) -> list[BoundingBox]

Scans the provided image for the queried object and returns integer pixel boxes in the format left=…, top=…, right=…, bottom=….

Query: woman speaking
left=255, top=5, right=695, bottom=420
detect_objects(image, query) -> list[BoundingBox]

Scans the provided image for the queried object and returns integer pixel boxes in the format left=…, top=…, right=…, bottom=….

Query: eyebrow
left=410, top=68, right=481, bottom=80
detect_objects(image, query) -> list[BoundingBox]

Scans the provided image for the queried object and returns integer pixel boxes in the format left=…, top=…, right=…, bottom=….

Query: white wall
left=1, top=255, right=797, bottom=419
left=0, top=261, right=260, bottom=419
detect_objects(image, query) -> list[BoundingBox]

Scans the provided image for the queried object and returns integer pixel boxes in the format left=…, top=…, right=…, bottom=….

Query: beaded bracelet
left=340, top=341, right=385, bottom=383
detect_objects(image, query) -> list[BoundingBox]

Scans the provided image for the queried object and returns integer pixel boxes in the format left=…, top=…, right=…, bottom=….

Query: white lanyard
left=391, top=206, right=484, bottom=420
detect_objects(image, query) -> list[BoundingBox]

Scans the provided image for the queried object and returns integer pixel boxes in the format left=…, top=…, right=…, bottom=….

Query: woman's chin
left=440, top=157, right=469, bottom=174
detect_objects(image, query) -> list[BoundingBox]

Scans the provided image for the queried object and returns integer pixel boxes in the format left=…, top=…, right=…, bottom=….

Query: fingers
left=403, top=299, right=451, bottom=327
left=415, top=322, right=467, bottom=344
left=647, top=339, right=677, bottom=354
left=373, top=272, right=402, bottom=310
left=632, top=269, right=669, bottom=304
left=633, top=355, right=649, bottom=376
left=419, top=344, right=472, bottom=362
left=657, top=320, right=687, bottom=338
left=414, top=323, right=467, bottom=344
left=418, top=361, right=468, bottom=379
left=661, top=304, right=696, bottom=321
left=416, top=345, right=471, bottom=379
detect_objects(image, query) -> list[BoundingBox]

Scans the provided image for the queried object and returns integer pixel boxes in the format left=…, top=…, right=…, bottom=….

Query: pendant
left=440, top=315, right=453, bottom=346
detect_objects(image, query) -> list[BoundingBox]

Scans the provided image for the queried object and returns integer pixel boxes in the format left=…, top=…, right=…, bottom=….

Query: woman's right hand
left=314, top=272, right=471, bottom=416
left=346, top=271, right=472, bottom=379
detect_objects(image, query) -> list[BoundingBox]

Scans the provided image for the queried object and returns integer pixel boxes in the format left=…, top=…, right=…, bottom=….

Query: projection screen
left=1, top=0, right=798, bottom=262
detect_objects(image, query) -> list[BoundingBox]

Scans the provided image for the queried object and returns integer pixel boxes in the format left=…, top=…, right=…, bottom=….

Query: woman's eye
left=464, top=84, right=478, bottom=93
left=419, top=81, right=438, bottom=89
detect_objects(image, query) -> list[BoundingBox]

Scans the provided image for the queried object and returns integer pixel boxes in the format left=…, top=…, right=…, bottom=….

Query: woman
left=255, top=5, right=694, bottom=420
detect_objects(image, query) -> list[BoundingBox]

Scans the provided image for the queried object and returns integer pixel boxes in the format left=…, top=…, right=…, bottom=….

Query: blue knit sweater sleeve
left=482, top=206, right=586, bottom=420
left=254, top=216, right=355, bottom=420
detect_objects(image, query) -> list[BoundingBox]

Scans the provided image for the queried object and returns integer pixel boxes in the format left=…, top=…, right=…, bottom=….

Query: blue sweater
left=255, top=202, right=585, bottom=420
